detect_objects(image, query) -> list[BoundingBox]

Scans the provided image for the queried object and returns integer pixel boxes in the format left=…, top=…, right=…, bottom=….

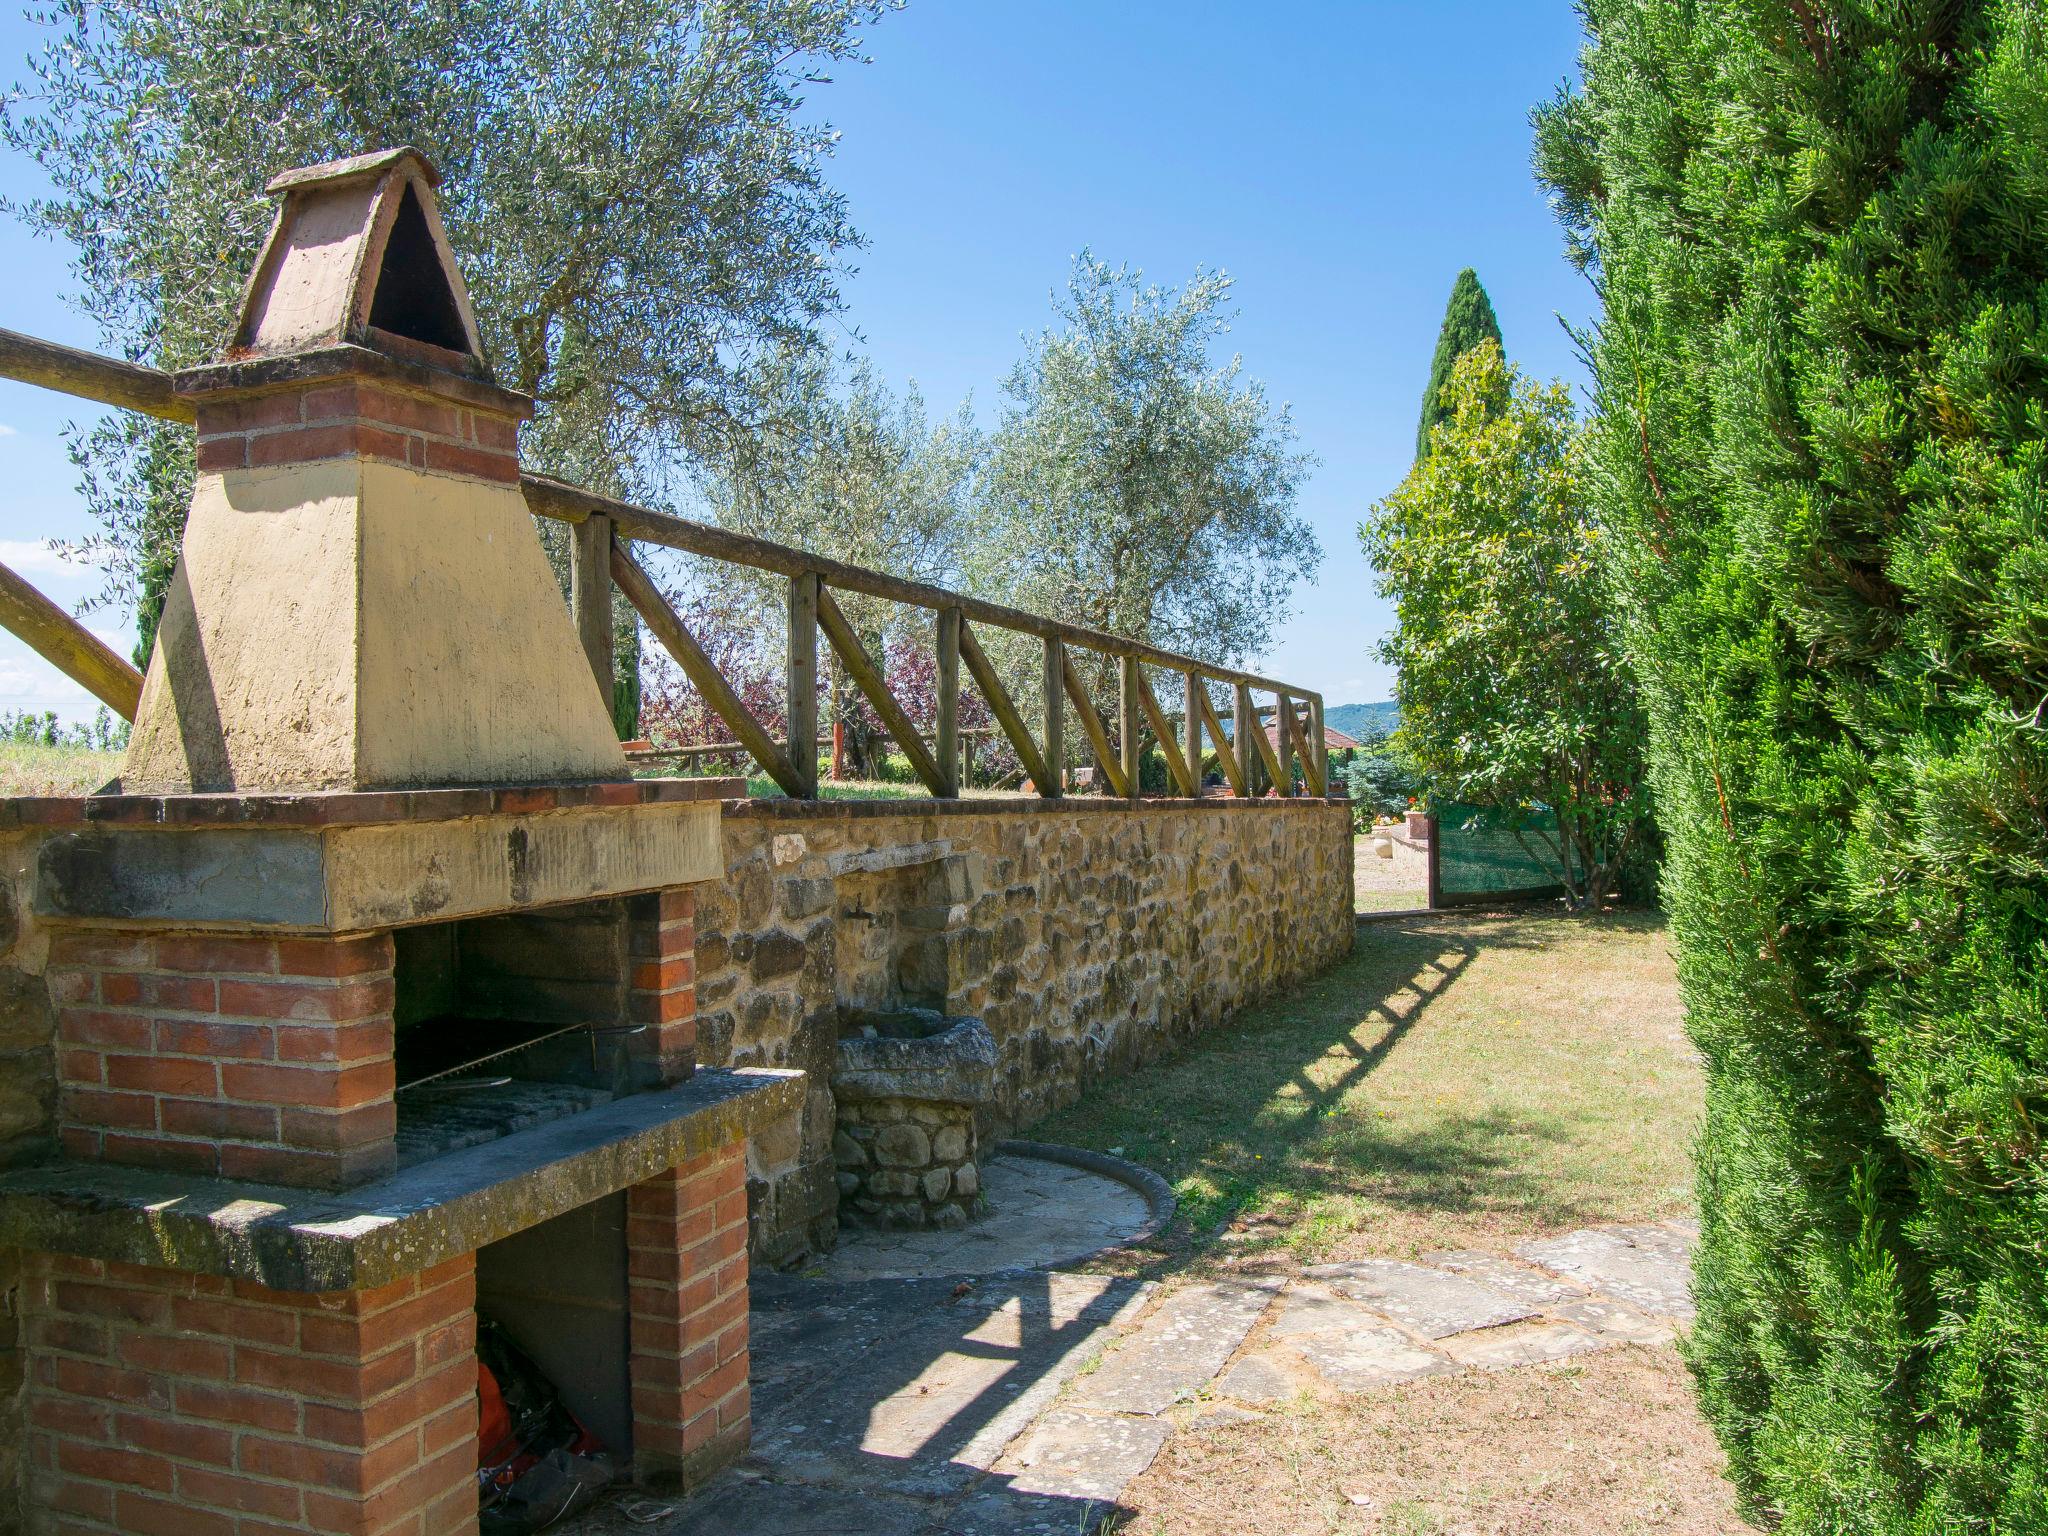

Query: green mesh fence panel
left=1435, top=802, right=1565, bottom=901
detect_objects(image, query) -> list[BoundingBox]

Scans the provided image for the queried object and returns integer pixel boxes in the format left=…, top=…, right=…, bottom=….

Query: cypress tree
left=1537, top=4, right=2048, bottom=1530
left=1414, top=267, right=1503, bottom=458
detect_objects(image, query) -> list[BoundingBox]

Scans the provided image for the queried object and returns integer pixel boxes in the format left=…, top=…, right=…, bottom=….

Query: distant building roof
left=1262, top=721, right=1362, bottom=751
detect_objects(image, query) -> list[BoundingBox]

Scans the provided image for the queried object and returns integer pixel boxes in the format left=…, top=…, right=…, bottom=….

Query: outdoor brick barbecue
left=0, top=149, right=796, bottom=1534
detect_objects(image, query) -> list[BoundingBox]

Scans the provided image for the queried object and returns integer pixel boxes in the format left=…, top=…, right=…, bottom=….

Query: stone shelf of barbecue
left=0, top=1065, right=802, bottom=1293
left=20, top=779, right=740, bottom=932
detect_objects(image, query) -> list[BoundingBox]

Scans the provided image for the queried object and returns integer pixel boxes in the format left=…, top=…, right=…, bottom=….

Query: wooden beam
left=1041, top=637, right=1065, bottom=798
left=959, top=620, right=1049, bottom=793
left=935, top=606, right=961, bottom=798
left=1061, top=652, right=1131, bottom=799
left=1118, top=655, right=1143, bottom=800
left=0, top=557, right=144, bottom=720
left=815, top=585, right=948, bottom=796
left=1136, top=668, right=1195, bottom=797
left=0, top=328, right=193, bottom=423
left=1184, top=672, right=1205, bottom=798
left=1198, top=687, right=1246, bottom=798
left=786, top=572, right=819, bottom=798
left=609, top=543, right=805, bottom=797
left=569, top=512, right=614, bottom=716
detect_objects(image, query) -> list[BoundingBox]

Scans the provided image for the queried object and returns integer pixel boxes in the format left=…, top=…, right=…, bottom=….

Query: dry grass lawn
left=1036, top=909, right=1740, bottom=1535
left=0, top=743, right=122, bottom=796
left=1135, top=1347, right=1743, bottom=1536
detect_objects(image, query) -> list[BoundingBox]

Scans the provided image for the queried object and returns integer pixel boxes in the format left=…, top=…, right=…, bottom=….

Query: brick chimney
left=123, top=147, right=627, bottom=795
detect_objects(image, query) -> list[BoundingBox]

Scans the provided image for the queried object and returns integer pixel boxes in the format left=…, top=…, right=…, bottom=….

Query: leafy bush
left=1364, top=342, right=1651, bottom=909
left=1537, top=4, right=2048, bottom=1528
left=1342, top=728, right=1421, bottom=822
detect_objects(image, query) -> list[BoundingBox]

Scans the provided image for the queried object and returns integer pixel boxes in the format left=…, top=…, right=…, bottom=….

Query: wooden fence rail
left=0, top=326, right=1332, bottom=803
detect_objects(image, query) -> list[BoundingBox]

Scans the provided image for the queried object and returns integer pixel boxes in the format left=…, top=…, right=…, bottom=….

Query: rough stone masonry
left=690, top=796, right=1354, bottom=1265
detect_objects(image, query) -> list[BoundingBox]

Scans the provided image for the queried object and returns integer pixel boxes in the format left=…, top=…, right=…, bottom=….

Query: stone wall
left=690, top=797, right=1354, bottom=1264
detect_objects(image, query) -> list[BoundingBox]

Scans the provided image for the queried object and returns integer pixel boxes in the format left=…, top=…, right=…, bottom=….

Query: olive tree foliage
left=1363, top=342, right=1649, bottom=909
left=696, top=351, right=981, bottom=776
left=2, top=0, right=896, bottom=686
left=965, top=253, right=1318, bottom=717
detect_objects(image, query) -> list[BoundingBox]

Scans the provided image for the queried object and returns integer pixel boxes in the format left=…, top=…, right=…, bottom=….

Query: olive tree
left=4, top=0, right=895, bottom=722
left=966, top=253, right=1318, bottom=723
left=697, top=351, right=981, bottom=776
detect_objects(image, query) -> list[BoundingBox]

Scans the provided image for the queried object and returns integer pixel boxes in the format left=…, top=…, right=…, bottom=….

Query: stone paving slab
left=1290, top=1322, right=1455, bottom=1390
left=998, top=1409, right=1174, bottom=1502
left=1427, top=1247, right=1586, bottom=1306
left=1437, top=1319, right=1605, bottom=1370
left=1306, top=1256, right=1536, bottom=1337
left=1518, top=1226, right=1696, bottom=1320
left=1549, top=1296, right=1678, bottom=1345
left=1214, top=1352, right=1296, bottom=1406
left=1069, top=1278, right=1284, bottom=1415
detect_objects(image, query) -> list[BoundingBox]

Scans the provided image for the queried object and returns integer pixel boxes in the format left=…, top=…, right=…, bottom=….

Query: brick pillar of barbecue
left=21, top=149, right=747, bottom=1536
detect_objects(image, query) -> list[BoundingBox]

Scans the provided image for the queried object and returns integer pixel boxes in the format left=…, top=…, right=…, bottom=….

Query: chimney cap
left=230, top=146, right=488, bottom=381
left=264, top=145, right=442, bottom=196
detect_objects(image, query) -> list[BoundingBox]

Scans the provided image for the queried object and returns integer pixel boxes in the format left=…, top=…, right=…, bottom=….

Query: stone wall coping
left=0, top=776, right=743, bottom=830
left=0, top=1066, right=802, bottom=1293
left=726, top=792, right=1351, bottom=821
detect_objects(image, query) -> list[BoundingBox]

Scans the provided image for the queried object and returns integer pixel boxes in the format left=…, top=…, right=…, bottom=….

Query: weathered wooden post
left=1309, top=694, right=1329, bottom=794
left=570, top=512, right=614, bottom=716
left=1042, top=636, right=1065, bottom=797
left=936, top=605, right=961, bottom=798
left=787, top=571, right=819, bottom=797
left=1119, top=653, right=1142, bottom=800
left=1235, top=682, right=1261, bottom=795
left=1184, top=672, right=1204, bottom=797
left=1274, top=690, right=1296, bottom=797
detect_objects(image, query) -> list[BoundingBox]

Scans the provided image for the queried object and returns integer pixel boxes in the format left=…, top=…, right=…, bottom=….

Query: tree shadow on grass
left=1037, top=908, right=1672, bottom=1261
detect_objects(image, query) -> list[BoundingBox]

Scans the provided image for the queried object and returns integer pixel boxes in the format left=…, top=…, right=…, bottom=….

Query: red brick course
left=625, top=1145, right=750, bottom=1488
left=22, top=1252, right=478, bottom=1536
left=626, top=888, right=696, bottom=1083
left=50, top=930, right=397, bottom=1189
left=194, top=379, right=520, bottom=485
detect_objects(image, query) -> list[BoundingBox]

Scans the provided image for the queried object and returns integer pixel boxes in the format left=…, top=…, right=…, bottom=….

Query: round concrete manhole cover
left=817, top=1143, right=1173, bottom=1282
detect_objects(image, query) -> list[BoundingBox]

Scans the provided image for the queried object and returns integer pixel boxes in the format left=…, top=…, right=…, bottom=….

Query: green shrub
left=1537, top=4, right=2048, bottom=1528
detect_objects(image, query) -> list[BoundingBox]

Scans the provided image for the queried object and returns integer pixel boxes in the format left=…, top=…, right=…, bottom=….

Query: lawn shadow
left=1038, top=907, right=1676, bottom=1262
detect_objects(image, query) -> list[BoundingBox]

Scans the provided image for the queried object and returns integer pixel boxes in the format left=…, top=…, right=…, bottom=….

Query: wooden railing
left=0, top=327, right=1330, bottom=803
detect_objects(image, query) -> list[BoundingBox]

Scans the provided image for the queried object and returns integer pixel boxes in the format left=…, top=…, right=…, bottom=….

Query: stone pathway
left=569, top=1194, right=1698, bottom=1535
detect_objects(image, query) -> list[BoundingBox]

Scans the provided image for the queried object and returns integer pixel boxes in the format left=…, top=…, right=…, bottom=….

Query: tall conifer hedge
left=1535, top=5, right=2048, bottom=1529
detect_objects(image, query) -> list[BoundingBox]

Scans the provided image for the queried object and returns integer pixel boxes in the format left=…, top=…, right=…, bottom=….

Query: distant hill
left=1325, top=701, right=1399, bottom=741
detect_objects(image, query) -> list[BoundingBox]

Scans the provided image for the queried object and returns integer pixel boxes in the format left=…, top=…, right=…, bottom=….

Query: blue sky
left=0, top=0, right=1592, bottom=720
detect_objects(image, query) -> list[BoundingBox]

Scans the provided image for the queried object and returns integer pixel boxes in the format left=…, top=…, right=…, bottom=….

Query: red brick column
left=625, top=1144, right=749, bottom=1487
left=625, top=889, right=696, bottom=1083
left=48, top=930, right=397, bottom=1188
left=22, top=1251, right=476, bottom=1536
